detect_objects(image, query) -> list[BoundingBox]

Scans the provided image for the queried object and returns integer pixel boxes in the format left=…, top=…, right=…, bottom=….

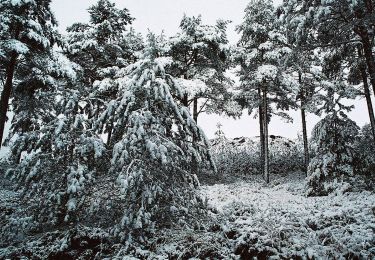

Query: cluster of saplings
left=0, top=0, right=374, bottom=256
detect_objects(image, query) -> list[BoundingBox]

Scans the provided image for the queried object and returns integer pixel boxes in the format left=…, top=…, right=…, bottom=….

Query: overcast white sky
left=50, top=0, right=372, bottom=139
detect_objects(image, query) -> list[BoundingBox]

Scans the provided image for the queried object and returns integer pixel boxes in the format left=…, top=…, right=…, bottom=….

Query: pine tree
left=6, top=53, right=107, bottom=226
left=307, top=79, right=360, bottom=196
left=95, top=34, right=214, bottom=241
left=347, top=45, right=375, bottom=142
left=64, top=0, right=139, bottom=146
left=307, top=112, right=359, bottom=196
left=280, top=43, right=323, bottom=174
left=236, top=0, right=297, bottom=183
left=281, top=0, right=375, bottom=108
left=169, top=15, right=232, bottom=122
left=281, top=0, right=375, bottom=170
left=0, top=0, right=59, bottom=145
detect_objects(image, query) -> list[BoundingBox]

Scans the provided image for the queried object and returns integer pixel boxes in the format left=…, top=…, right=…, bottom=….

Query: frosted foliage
left=96, top=56, right=213, bottom=239
left=256, top=65, right=278, bottom=81
left=0, top=0, right=56, bottom=57
left=306, top=113, right=359, bottom=196
left=7, top=87, right=105, bottom=225
left=168, top=14, right=232, bottom=114
left=235, top=0, right=297, bottom=121
left=176, top=78, right=207, bottom=96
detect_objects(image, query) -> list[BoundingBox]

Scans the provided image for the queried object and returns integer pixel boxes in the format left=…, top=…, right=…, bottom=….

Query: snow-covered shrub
left=306, top=112, right=359, bottom=196
left=354, top=124, right=375, bottom=175
left=0, top=225, right=116, bottom=259
left=209, top=135, right=304, bottom=178
left=95, top=43, right=214, bottom=242
left=210, top=137, right=261, bottom=176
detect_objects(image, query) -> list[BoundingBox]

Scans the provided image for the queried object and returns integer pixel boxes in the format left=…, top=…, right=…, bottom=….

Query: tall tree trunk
left=299, top=73, right=310, bottom=175
left=362, top=69, right=375, bottom=141
left=262, top=87, right=269, bottom=183
left=301, top=105, right=310, bottom=175
left=0, top=53, right=18, bottom=146
left=258, top=87, right=265, bottom=176
left=191, top=97, right=198, bottom=175
left=357, top=28, right=375, bottom=96
left=359, top=46, right=375, bottom=142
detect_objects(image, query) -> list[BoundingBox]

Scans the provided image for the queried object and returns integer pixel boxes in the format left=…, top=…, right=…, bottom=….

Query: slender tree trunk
left=358, top=28, right=375, bottom=96
left=107, top=122, right=113, bottom=146
left=299, top=73, right=310, bottom=175
left=258, top=87, right=265, bottom=176
left=301, top=106, right=310, bottom=175
left=359, top=53, right=375, bottom=142
left=183, top=93, right=188, bottom=107
left=262, top=87, right=269, bottom=183
left=362, top=70, right=375, bottom=141
left=193, top=97, right=198, bottom=123
left=191, top=97, right=198, bottom=175
left=0, top=53, right=18, bottom=146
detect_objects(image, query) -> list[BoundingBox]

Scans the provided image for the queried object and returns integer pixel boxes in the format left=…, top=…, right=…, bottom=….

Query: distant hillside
left=210, top=135, right=297, bottom=152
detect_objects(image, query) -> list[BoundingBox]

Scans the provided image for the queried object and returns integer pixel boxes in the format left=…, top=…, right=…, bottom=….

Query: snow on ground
left=201, top=173, right=375, bottom=259
left=1, top=170, right=373, bottom=258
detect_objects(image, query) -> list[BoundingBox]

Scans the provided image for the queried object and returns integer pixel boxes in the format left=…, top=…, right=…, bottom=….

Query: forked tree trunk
left=262, top=87, right=269, bottom=183
left=0, top=53, right=18, bottom=146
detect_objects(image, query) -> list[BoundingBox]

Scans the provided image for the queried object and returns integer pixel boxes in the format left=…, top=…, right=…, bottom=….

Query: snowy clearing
left=198, top=173, right=375, bottom=259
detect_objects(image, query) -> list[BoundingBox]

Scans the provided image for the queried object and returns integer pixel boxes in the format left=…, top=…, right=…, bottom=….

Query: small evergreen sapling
left=307, top=85, right=360, bottom=196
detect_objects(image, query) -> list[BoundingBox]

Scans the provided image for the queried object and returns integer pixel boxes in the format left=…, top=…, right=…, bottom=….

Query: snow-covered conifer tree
left=307, top=82, right=359, bottom=196
left=236, top=0, right=297, bottom=182
left=6, top=54, right=106, bottom=227
left=281, top=0, right=375, bottom=119
left=0, top=0, right=59, bottom=145
left=95, top=33, right=214, bottom=242
left=64, top=0, right=140, bottom=145
left=169, top=15, right=233, bottom=122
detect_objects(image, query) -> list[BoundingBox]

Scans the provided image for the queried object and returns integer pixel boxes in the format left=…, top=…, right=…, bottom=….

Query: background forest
left=0, top=0, right=374, bottom=259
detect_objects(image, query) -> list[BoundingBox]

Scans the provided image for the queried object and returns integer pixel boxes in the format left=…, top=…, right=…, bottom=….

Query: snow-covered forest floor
left=199, top=172, right=375, bottom=259
left=1, top=169, right=374, bottom=259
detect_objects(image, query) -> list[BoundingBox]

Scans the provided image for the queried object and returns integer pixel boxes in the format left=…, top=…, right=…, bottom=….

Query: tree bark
left=362, top=69, right=375, bottom=141
left=301, top=106, right=310, bottom=175
left=0, top=53, right=18, bottom=146
left=359, top=48, right=375, bottom=142
left=107, top=121, right=113, bottom=146
left=191, top=97, right=199, bottom=175
left=299, top=72, right=310, bottom=175
left=357, top=28, right=375, bottom=97
left=258, top=87, right=265, bottom=176
left=183, top=93, right=188, bottom=107
left=262, top=87, right=269, bottom=183
left=193, top=97, right=198, bottom=123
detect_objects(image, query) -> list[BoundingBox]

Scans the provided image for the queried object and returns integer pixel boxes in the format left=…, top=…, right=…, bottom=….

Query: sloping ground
left=201, top=173, right=375, bottom=259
